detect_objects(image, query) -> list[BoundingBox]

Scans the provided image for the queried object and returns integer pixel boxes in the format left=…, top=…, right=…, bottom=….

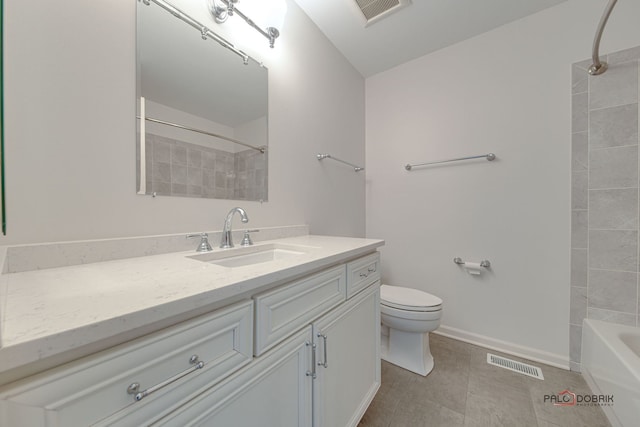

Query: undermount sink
left=187, top=243, right=313, bottom=268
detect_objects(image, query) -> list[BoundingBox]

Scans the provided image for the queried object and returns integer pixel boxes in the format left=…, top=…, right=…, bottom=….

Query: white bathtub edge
left=582, top=366, right=624, bottom=427
left=583, top=319, right=640, bottom=380
left=582, top=318, right=640, bottom=427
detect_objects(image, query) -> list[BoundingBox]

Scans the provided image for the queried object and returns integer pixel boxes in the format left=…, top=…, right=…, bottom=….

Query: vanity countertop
left=0, top=235, right=383, bottom=381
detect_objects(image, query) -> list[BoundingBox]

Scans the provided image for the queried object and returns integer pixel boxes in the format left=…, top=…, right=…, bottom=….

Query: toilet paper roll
left=465, top=262, right=483, bottom=275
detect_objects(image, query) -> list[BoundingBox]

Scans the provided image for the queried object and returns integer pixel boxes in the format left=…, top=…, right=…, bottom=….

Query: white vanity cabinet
left=251, top=254, right=380, bottom=427
left=0, top=250, right=381, bottom=427
left=156, top=282, right=380, bottom=427
left=157, top=256, right=381, bottom=427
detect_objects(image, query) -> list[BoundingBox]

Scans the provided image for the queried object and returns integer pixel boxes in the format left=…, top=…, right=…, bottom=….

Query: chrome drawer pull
left=127, top=355, right=205, bottom=402
left=306, top=342, right=317, bottom=379
left=317, top=333, right=328, bottom=368
left=359, top=265, right=377, bottom=278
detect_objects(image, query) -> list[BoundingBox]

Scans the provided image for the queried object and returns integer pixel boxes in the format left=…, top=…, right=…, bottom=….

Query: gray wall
left=570, top=46, right=640, bottom=369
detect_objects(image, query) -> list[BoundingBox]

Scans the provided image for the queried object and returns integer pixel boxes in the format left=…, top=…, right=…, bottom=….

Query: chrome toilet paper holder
left=453, top=257, right=491, bottom=268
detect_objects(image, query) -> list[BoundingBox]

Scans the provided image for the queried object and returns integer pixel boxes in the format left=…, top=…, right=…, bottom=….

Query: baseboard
left=433, top=325, right=570, bottom=370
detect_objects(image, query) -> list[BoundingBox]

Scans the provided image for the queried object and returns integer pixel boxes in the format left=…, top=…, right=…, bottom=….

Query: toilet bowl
left=380, top=284, right=442, bottom=376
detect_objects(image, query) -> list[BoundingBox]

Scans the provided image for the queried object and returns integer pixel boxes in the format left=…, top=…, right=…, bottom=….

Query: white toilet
left=380, top=284, right=443, bottom=376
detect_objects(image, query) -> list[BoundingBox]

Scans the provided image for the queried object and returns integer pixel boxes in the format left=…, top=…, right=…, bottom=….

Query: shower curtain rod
left=588, top=0, right=618, bottom=75
left=138, top=115, right=267, bottom=153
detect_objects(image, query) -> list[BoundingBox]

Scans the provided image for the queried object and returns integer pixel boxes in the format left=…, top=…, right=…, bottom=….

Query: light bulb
left=240, top=0, right=287, bottom=32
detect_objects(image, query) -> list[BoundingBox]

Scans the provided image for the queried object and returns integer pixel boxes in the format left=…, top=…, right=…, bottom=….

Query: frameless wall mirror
left=136, top=0, right=268, bottom=201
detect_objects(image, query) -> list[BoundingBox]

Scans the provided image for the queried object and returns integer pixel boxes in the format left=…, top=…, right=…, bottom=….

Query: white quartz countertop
left=0, top=235, right=383, bottom=378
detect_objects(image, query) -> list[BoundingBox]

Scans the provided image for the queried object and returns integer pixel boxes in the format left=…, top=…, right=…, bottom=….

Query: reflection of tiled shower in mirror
left=137, top=132, right=267, bottom=201
left=136, top=97, right=268, bottom=201
left=135, top=0, right=269, bottom=202
left=136, top=96, right=268, bottom=201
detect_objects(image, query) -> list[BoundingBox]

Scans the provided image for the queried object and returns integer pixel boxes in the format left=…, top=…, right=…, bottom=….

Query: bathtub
left=582, top=319, right=640, bottom=427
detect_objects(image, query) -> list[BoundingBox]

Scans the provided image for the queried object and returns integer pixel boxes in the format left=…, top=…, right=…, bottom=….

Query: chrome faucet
left=220, top=207, right=249, bottom=248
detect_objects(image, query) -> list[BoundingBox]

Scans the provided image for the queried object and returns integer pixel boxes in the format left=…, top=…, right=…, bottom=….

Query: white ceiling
left=293, top=0, right=568, bottom=77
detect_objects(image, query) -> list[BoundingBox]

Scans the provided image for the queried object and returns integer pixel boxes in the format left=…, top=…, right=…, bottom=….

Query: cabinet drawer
left=254, top=265, right=346, bottom=356
left=346, top=252, right=380, bottom=298
left=153, top=327, right=314, bottom=427
left=0, top=300, right=253, bottom=427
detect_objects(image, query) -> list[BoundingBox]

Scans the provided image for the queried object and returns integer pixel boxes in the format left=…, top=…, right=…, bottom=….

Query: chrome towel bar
left=317, top=154, right=364, bottom=172
left=405, top=153, right=495, bottom=171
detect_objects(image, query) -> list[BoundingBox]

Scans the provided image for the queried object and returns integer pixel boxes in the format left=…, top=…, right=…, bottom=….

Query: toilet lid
left=380, top=285, right=442, bottom=311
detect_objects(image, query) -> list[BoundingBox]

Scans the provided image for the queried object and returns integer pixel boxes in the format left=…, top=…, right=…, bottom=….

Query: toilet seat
left=380, top=285, right=442, bottom=312
left=381, top=303, right=442, bottom=321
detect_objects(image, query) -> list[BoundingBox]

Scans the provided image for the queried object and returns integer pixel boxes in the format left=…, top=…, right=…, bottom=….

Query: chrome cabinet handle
left=306, top=342, right=317, bottom=379
left=127, top=355, right=205, bottom=402
left=359, top=265, right=377, bottom=278
left=317, top=333, right=328, bottom=368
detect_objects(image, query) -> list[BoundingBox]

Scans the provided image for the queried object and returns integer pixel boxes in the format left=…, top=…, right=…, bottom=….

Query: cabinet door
left=312, top=283, right=380, bottom=427
left=153, top=327, right=314, bottom=427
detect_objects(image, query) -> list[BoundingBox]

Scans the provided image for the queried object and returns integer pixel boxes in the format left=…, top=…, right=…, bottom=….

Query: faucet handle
left=240, top=229, right=260, bottom=247
left=187, top=233, right=213, bottom=252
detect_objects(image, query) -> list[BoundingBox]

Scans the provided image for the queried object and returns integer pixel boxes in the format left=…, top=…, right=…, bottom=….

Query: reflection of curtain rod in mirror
left=142, top=0, right=257, bottom=65
left=209, top=0, right=283, bottom=48
left=137, top=115, right=267, bottom=154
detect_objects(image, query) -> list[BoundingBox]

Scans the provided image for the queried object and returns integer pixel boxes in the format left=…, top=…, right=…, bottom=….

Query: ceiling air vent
left=354, top=0, right=411, bottom=27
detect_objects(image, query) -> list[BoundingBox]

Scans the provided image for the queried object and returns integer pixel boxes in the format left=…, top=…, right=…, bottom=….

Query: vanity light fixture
left=208, top=0, right=286, bottom=48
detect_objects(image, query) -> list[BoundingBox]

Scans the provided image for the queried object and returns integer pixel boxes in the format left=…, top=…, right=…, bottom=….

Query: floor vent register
left=487, top=353, right=544, bottom=380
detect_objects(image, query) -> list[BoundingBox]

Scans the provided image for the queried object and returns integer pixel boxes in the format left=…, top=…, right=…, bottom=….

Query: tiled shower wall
left=140, top=133, right=268, bottom=201
left=570, top=46, right=640, bottom=370
left=234, top=148, right=268, bottom=201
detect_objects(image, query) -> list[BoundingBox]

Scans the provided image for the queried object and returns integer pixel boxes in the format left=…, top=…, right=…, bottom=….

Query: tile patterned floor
left=360, top=334, right=611, bottom=427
